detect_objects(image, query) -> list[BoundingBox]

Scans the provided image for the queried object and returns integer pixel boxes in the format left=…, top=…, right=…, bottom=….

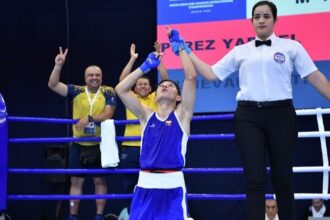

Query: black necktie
left=255, top=39, right=272, bottom=47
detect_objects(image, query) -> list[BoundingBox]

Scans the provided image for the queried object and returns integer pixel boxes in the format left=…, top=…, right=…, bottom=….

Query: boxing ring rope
left=1, top=92, right=330, bottom=211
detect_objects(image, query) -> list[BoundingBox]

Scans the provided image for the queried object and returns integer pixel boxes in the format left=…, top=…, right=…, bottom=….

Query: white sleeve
left=211, top=47, right=239, bottom=81
left=293, top=41, right=318, bottom=79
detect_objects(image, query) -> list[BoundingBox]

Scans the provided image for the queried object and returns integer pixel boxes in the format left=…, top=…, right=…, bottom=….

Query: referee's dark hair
left=252, top=1, right=278, bottom=21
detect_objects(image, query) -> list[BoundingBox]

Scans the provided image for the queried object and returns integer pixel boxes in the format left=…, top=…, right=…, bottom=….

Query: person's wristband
left=88, top=115, right=94, bottom=122
left=181, top=41, right=191, bottom=54
left=139, top=63, right=151, bottom=74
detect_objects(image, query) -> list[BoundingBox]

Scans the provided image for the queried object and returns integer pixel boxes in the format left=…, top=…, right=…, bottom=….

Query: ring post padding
left=0, top=93, right=8, bottom=211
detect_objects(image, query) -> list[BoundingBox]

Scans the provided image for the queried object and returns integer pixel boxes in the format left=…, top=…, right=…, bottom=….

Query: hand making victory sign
left=54, top=46, right=68, bottom=66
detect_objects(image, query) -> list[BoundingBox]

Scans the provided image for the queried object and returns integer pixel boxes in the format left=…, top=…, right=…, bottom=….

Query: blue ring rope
left=7, top=193, right=275, bottom=200
left=8, top=114, right=234, bottom=125
left=8, top=134, right=235, bottom=144
left=9, top=167, right=261, bottom=174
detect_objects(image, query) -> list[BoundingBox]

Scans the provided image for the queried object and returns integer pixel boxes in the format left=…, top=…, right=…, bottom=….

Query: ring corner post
left=0, top=93, right=8, bottom=212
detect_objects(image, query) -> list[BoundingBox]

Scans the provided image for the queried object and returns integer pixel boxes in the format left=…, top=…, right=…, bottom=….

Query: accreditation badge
left=84, top=122, right=96, bottom=135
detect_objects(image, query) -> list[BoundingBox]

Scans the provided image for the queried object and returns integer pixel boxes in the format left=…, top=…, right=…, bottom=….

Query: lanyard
left=85, top=86, right=101, bottom=115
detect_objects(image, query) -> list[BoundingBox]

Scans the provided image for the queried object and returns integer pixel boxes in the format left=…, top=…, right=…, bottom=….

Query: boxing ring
left=1, top=92, right=330, bottom=214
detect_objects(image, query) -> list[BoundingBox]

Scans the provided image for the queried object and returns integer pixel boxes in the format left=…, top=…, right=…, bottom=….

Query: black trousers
left=234, top=104, right=298, bottom=220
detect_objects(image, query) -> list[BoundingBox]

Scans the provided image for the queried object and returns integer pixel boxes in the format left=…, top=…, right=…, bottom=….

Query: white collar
left=312, top=204, right=326, bottom=217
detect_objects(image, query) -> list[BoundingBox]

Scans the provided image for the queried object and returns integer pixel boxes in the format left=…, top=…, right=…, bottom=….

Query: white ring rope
left=294, top=108, right=329, bottom=200
left=296, top=108, right=330, bottom=115
left=295, top=193, right=330, bottom=200
left=293, top=166, right=330, bottom=173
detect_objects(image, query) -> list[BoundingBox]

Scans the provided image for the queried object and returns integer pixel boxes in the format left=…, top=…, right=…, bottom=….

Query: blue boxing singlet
left=140, top=111, right=188, bottom=170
